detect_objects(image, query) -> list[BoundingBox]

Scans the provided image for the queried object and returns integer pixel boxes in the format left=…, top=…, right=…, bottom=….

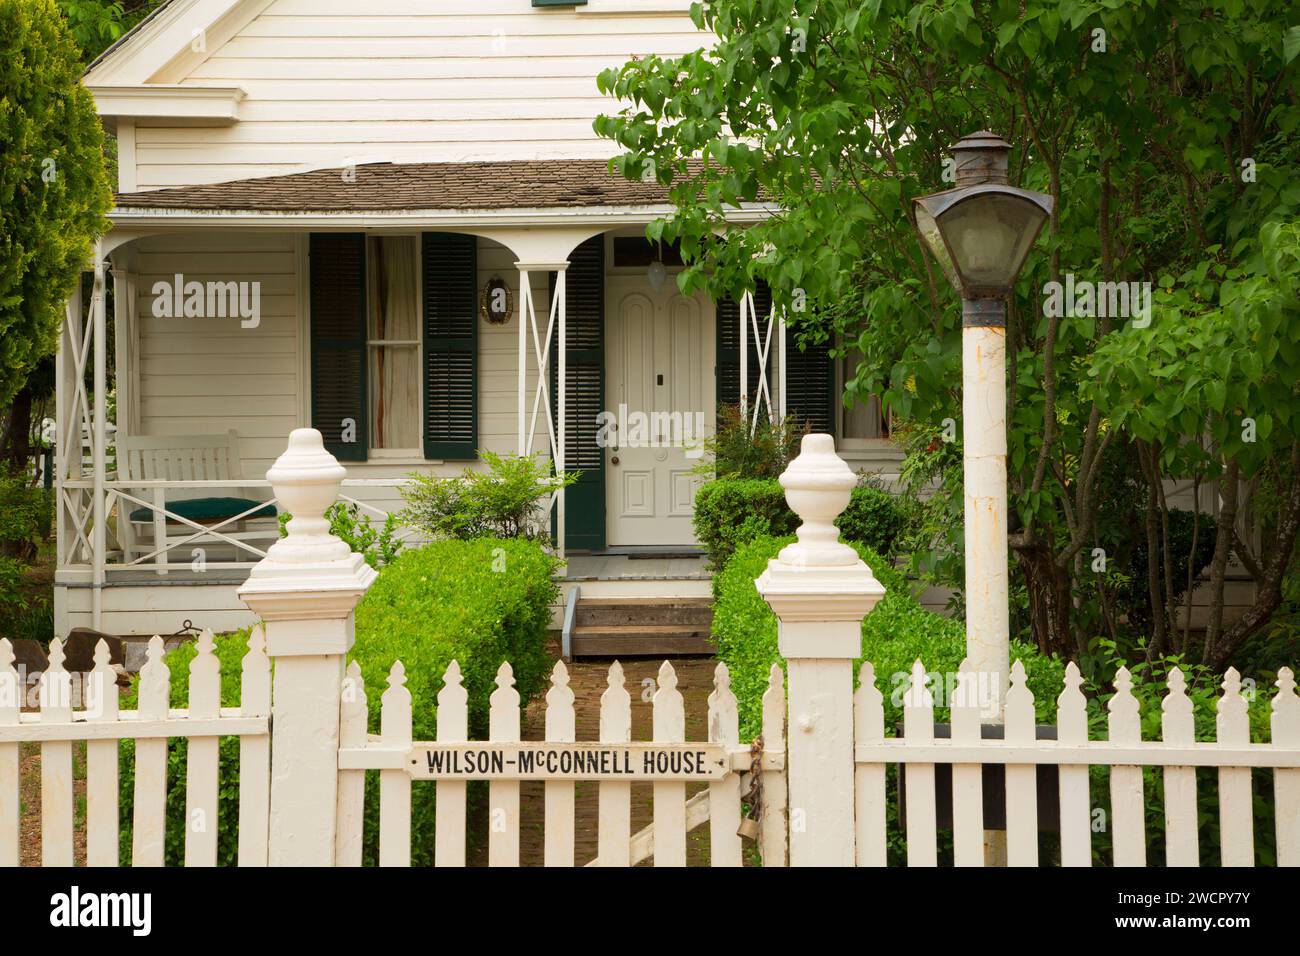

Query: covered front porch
left=55, top=159, right=846, bottom=637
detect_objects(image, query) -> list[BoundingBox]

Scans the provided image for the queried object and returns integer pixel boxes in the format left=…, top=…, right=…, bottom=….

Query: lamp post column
left=961, top=297, right=1010, bottom=719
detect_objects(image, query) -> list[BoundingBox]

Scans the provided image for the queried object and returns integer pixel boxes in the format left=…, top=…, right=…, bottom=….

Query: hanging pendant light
left=646, top=241, right=667, bottom=293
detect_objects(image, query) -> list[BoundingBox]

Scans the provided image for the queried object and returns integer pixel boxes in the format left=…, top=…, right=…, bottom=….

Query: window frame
left=834, top=345, right=893, bottom=450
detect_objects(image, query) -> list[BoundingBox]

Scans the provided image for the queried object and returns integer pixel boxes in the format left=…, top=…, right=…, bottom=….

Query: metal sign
left=406, top=742, right=729, bottom=781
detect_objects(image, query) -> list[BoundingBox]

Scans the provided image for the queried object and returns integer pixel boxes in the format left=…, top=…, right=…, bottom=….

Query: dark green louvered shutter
left=309, top=233, right=367, bottom=461
left=550, top=236, right=605, bottom=551
left=783, top=324, right=835, bottom=434
left=715, top=280, right=771, bottom=410
left=422, top=233, right=478, bottom=459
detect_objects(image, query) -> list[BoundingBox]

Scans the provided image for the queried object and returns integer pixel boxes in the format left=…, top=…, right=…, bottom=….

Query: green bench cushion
left=129, top=496, right=277, bottom=524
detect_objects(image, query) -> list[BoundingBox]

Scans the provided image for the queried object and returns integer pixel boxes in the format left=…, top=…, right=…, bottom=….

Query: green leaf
left=1285, top=25, right=1300, bottom=65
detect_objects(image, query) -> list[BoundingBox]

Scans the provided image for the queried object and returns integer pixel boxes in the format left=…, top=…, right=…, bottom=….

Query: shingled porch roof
left=112, top=159, right=701, bottom=213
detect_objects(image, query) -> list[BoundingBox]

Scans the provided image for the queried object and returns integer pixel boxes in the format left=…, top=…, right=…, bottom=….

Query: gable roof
left=83, top=0, right=271, bottom=86
left=112, top=160, right=703, bottom=212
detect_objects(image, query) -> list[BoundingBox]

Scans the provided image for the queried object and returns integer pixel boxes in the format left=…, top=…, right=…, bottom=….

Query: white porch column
left=554, top=265, right=567, bottom=557
left=755, top=434, right=885, bottom=866
left=55, top=279, right=82, bottom=569
left=238, top=428, right=377, bottom=866
left=739, top=291, right=749, bottom=419
left=517, top=267, right=529, bottom=456
left=514, top=260, right=568, bottom=556
left=91, top=244, right=107, bottom=630
left=111, top=268, right=132, bottom=440
left=777, top=308, right=788, bottom=422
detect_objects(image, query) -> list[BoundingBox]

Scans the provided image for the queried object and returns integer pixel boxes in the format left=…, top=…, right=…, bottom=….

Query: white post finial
left=267, top=427, right=350, bottom=563
left=752, top=433, right=885, bottom=867
left=755, top=434, right=886, bottom=641
left=776, top=433, right=860, bottom=567
left=238, top=428, right=377, bottom=613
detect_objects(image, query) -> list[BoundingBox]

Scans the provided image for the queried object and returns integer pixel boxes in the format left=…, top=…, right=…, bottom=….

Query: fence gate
left=335, top=658, right=788, bottom=867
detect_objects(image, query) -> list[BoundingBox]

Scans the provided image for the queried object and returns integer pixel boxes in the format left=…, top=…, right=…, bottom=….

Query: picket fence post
left=755, top=434, right=885, bottom=866
left=238, top=428, right=378, bottom=866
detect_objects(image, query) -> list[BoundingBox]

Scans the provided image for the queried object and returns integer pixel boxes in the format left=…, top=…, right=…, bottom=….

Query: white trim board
left=109, top=203, right=775, bottom=229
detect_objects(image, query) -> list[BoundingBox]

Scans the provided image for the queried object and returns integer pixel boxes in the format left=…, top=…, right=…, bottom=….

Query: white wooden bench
left=115, top=430, right=278, bottom=573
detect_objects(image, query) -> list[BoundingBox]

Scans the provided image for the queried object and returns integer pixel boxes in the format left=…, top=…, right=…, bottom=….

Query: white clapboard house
left=55, top=0, right=902, bottom=640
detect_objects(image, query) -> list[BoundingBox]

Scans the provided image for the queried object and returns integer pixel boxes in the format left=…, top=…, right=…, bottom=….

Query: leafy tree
left=57, top=0, right=162, bottom=62
left=594, top=0, right=1300, bottom=669
left=0, top=0, right=112, bottom=424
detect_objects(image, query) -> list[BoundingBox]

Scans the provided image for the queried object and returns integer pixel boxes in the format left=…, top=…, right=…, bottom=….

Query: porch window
left=309, top=231, right=478, bottom=462
left=367, top=236, right=420, bottom=453
left=838, top=351, right=891, bottom=442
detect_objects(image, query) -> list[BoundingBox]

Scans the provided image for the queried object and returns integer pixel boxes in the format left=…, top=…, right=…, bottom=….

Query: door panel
left=606, top=280, right=711, bottom=546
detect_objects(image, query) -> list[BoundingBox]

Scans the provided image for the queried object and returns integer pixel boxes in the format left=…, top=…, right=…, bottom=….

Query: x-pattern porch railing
left=57, top=477, right=423, bottom=573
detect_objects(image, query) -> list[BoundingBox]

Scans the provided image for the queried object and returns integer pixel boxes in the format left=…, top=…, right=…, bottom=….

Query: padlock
left=736, top=813, right=761, bottom=840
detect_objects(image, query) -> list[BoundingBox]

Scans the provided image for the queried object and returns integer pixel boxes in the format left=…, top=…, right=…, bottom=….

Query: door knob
left=611, top=456, right=620, bottom=466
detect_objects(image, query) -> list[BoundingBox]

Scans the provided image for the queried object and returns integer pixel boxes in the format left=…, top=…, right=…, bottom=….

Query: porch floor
left=63, top=552, right=712, bottom=587
left=561, top=553, right=709, bottom=584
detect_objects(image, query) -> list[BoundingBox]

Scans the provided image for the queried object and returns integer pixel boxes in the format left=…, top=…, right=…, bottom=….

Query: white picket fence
left=336, top=658, right=788, bottom=867
left=855, top=659, right=1300, bottom=867
left=3, top=631, right=1299, bottom=866
left=0, top=630, right=270, bottom=867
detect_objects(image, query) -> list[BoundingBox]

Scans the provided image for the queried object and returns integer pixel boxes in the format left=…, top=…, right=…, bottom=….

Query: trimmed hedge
left=351, top=537, right=560, bottom=865
left=712, top=535, right=1064, bottom=740
left=693, top=478, right=903, bottom=571
left=117, top=537, right=559, bottom=866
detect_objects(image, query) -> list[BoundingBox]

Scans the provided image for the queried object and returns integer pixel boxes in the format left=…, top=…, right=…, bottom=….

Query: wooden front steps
left=565, top=597, right=715, bottom=658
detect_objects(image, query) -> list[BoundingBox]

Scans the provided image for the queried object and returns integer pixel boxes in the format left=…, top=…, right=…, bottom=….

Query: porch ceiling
left=112, top=159, right=718, bottom=214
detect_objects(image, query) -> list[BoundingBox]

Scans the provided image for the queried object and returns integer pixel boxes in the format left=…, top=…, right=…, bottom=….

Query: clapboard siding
left=125, top=1, right=710, bottom=188
left=134, top=233, right=300, bottom=478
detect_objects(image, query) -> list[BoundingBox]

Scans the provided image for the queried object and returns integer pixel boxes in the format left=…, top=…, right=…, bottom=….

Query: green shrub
left=7, top=596, right=52, bottom=645
left=0, top=555, right=27, bottom=618
left=0, top=477, right=53, bottom=560
left=400, top=449, right=576, bottom=544
left=693, top=479, right=904, bottom=571
left=696, top=403, right=808, bottom=480
left=837, top=483, right=906, bottom=555
left=693, top=479, right=795, bottom=570
left=712, top=535, right=1063, bottom=740
left=117, top=537, right=560, bottom=866
left=714, top=535, right=1062, bottom=866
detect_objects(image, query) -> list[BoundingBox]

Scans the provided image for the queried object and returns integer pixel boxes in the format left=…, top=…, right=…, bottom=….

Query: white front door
left=605, top=279, right=712, bottom=546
